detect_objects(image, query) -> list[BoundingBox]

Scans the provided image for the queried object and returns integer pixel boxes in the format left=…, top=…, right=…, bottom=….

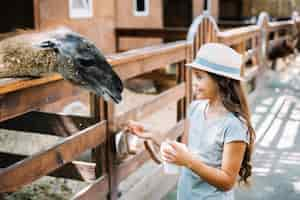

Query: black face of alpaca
left=39, top=33, right=123, bottom=104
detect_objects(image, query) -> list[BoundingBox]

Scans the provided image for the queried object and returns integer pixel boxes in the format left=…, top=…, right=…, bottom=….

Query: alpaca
left=0, top=27, right=123, bottom=103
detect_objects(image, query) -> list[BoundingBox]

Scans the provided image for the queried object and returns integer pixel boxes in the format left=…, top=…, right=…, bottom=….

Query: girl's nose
left=193, top=82, right=200, bottom=90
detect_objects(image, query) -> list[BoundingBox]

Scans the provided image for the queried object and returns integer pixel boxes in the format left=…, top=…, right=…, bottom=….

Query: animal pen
left=0, top=12, right=300, bottom=200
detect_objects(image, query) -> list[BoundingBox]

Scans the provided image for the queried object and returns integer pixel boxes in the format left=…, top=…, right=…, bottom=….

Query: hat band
left=194, top=57, right=241, bottom=76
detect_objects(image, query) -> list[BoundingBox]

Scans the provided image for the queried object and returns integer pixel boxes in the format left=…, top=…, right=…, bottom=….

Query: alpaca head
left=37, top=28, right=123, bottom=104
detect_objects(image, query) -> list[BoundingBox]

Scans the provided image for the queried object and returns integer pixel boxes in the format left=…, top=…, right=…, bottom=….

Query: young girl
left=126, top=43, right=255, bottom=200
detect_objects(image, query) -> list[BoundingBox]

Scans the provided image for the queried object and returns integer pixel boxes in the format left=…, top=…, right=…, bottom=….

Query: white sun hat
left=186, top=43, right=244, bottom=81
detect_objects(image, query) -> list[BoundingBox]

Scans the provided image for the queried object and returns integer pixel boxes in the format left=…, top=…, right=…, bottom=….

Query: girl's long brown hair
left=209, top=73, right=255, bottom=185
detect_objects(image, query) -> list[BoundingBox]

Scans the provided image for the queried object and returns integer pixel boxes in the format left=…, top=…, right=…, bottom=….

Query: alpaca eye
left=77, top=58, right=95, bottom=67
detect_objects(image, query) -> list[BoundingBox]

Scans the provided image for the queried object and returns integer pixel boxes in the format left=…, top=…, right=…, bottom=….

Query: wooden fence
left=0, top=12, right=300, bottom=200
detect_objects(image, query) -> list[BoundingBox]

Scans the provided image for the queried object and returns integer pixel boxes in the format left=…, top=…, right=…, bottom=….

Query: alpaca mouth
left=102, top=87, right=122, bottom=104
left=78, top=68, right=123, bottom=104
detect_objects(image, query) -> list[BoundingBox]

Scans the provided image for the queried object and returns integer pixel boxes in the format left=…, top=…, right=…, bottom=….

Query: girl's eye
left=195, top=74, right=202, bottom=79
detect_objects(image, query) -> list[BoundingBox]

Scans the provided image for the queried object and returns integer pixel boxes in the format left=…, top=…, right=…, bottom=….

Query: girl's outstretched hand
left=125, top=120, right=145, bottom=134
left=161, top=140, right=191, bottom=167
left=124, top=120, right=153, bottom=140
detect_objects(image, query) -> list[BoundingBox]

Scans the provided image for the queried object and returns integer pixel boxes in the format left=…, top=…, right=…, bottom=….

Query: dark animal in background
left=267, top=36, right=297, bottom=70
left=0, top=28, right=123, bottom=103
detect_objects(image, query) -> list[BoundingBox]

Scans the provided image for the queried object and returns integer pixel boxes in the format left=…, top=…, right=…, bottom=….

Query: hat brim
left=186, top=63, right=245, bottom=81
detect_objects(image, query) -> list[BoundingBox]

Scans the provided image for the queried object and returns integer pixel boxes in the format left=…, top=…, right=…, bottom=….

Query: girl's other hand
left=161, top=140, right=191, bottom=167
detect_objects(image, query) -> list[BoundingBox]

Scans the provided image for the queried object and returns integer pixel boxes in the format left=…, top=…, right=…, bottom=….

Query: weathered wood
left=0, top=152, right=96, bottom=182
left=244, top=65, right=260, bottom=82
left=0, top=111, right=95, bottom=137
left=0, top=74, right=62, bottom=95
left=268, top=21, right=294, bottom=32
left=72, top=175, right=109, bottom=200
left=113, top=83, right=186, bottom=131
left=108, top=41, right=187, bottom=66
left=89, top=94, right=107, bottom=177
left=115, top=27, right=188, bottom=41
left=0, top=79, right=83, bottom=122
left=243, top=48, right=258, bottom=64
left=218, top=26, right=260, bottom=45
left=251, top=37, right=258, bottom=66
left=176, top=62, right=185, bottom=121
left=50, top=161, right=96, bottom=182
left=106, top=101, right=118, bottom=200
left=33, top=0, right=41, bottom=30
left=109, top=41, right=188, bottom=80
left=0, top=121, right=107, bottom=192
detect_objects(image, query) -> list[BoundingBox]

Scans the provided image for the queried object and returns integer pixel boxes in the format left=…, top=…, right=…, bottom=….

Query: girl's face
left=192, top=69, right=219, bottom=101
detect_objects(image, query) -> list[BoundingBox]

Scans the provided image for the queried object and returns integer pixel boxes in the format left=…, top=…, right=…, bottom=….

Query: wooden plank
left=199, top=21, right=203, bottom=49
left=109, top=42, right=188, bottom=80
left=243, top=48, right=257, bottom=64
left=116, top=120, right=184, bottom=184
left=0, top=79, right=83, bottom=122
left=33, top=0, right=41, bottom=30
left=268, top=21, right=294, bottom=32
left=50, top=161, right=96, bottom=182
left=204, top=18, right=208, bottom=43
left=0, top=74, right=62, bottom=95
left=115, top=28, right=188, bottom=41
left=0, top=121, right=107, bottom=192
left=70, top=94, right=109, bottom=200
left=244, top=65, right=260, bottom=82
left=108, top=41, right=187, bottom=66
left=89, top=94, right=107, bottom=177
left=218, top=26, right=260, bottom=45
left=0, top=111, right=95, bottom=137
left=251, top=37, right=258, bottom=66
left=0, top=152, right=96, bottom=182
left=176, top=62, right=185, bottom=121
left=106, top=101, right=118, bottom=200
left=72, top=175, right=109, bottom=200
left=113, top=83, right=186, bottom=131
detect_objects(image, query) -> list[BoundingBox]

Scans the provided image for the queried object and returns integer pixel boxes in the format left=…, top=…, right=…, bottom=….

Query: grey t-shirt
left=177, top=100, right=249, bottom=200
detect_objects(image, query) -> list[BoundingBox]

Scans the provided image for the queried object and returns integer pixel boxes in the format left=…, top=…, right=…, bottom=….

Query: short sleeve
left=224, top=117, right=249, bottom=144
left=187, top=101, right=198, bottom=119
left=187, top=100, right=207, bottom=119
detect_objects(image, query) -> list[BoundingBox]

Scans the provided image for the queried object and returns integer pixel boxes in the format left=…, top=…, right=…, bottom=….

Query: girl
left=126, top=43, right=255, bottom=200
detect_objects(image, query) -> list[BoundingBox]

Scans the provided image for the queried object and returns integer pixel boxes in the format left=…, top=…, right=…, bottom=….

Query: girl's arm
left=163, top=141, right=246, bottom=191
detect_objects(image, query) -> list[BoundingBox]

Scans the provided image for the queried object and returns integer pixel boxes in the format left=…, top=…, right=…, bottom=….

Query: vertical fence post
left=89, top=93, right=118, bottom=200
left=89, top=94, right=107, bottom=178
left=257, top=12, right=270, bottom=70
left=232, top=41, right=246, bottom=77
left=176, top=61, right=186, bottom=122
left=105, top=102, right=118, bottom=200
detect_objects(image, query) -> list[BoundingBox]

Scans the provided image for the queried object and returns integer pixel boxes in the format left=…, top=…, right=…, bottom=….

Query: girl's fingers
left=167, top=141, right=177, bottom=150
left=162, top=147, right=177, bottom=156
left=161, top=153, right=174, bottom=162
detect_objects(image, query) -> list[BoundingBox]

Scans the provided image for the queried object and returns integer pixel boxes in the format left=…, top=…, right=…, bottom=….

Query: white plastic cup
left=160, top=141, right=180, bottom=174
